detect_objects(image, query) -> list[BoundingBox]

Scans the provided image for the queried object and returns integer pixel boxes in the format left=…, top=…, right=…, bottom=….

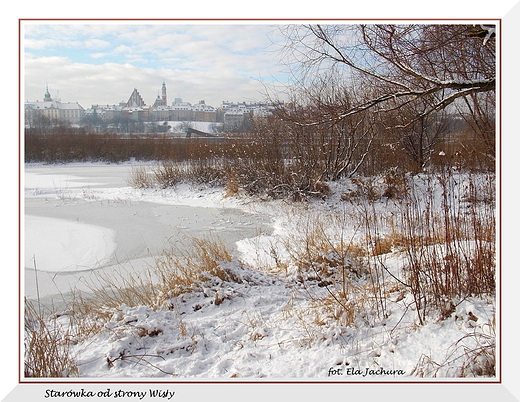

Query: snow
left=23, top=163, right=497, bottom=383
left=24, top=215, right=116, bottom=272
left=162, top=121, right=220, bottom=134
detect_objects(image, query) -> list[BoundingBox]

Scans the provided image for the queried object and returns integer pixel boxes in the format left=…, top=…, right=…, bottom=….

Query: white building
left=221, top=101, right=276, bottom=127
left=25, top=86, right=84, bottom=126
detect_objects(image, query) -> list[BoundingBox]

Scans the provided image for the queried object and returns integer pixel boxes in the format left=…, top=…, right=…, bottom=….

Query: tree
left=275, top=80, right=378, bottom=179
left=274, top=24, right=496, bottom=161
left=386, top=96, right=451, bottom=171
left=82, top=109, right=107, bottom=132
left=278, top=24, right=495, bottom=121
left=176, top=121, right=194, bottom=134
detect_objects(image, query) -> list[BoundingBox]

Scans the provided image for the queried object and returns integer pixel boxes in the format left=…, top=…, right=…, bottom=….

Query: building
left=221, top=101, right=276, bottom=128
left=148, top=82, right=217, bottom=122
left=191, top=101, right=217, bottom=122
left=223, top=106, right=251, bottom=128
left=84, top=104, right=125, bottom=122
left=25, top=86, right=84, bottom=126
left=26, top=83, right=272, bottom=131
left=123, top=88, right=148, bottom=120
left=152, top=81, right=168, bottom=108
left=125, top=88, right=146, bottom=108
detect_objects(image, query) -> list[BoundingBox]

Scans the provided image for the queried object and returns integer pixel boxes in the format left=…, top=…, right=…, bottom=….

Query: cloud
left=84, top=39, right=111, bottom=49
left=24, top=38, right=82, bottom=50
left=89, top=52, right=107, bottom=59
left=23, top=22, right=290, bottom=108
left=113, top=44, right=134, bottom=54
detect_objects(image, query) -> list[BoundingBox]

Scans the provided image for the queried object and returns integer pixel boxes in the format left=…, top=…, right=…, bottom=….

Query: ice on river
left=23, top=163, right=273, bottom=308
left=24, top=215, right=116, bottom=273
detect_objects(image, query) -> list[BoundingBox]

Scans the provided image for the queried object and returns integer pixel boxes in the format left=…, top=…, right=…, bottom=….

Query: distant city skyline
left=23, top=21, right=291, bottom=108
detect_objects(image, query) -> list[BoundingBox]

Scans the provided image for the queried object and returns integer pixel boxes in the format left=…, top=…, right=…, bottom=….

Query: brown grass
left=24, top=236, right=238, bottom=377
left=24, top=299, right=79, bottom=377
left=411, top=322, right=496, bottom=377
left=78, top=236, right=236, bottom=314
left=278, top=166, right=495, bottom=329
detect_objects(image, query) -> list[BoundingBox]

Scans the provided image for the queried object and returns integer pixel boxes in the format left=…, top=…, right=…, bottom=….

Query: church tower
left=161, top=81, right=167, bottom=105
left=44, top=84, right=52, bottom=102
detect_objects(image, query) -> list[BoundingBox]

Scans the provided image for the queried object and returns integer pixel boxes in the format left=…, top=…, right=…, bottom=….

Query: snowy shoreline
left=23, top=162, right=497, bottom=380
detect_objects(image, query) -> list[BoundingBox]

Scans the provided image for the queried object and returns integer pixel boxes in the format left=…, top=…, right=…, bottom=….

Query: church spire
left=161, top=81, right=167, bottom=104
left=44, top=83, right=52, bottom=102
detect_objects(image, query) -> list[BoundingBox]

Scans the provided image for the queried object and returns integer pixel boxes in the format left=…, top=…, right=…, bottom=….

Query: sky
left=22, top=21, right=292, bottom=109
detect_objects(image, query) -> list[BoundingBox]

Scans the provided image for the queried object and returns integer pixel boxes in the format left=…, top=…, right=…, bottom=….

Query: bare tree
left=277, top=79, right=378, bottom=180
left=267, top=23, right=496, bottom=172
left=176, top=120, right=194, bottom=134
left=456, top=90, right=496, bottom=158
left=384, top=96, right=451, bottom=171
left=277, top=24, right=495, bottom=124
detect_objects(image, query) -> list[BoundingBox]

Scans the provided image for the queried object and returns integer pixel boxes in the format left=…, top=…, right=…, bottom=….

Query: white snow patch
left=24, top=215, right=116, bottom=272
left=25, top=171, right=104, bottom=191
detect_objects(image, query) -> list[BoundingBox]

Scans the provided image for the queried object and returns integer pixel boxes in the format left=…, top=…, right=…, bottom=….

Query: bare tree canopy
left=277, top=24, right=496, bottom=127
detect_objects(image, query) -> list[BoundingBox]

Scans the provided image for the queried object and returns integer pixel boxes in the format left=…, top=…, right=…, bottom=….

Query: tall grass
left=395, top=168, right=495, bottom=322
left=274, top=167, right=495, bottom=327
left=24, top=236, right=240, bottom=377
left=24, top=298, right=79, bottom=377
left=25, top=131, right=241, bottom=164
left=81, top=236, right=236, bottom=312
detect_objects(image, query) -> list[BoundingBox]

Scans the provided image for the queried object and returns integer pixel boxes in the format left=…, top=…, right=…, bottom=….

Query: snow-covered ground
left=152, top=121, right=221, bottom=134
left=23, top=163, right=496, bottom=381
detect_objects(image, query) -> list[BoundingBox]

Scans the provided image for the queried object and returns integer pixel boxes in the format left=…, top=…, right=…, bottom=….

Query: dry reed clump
left=153, top=236, right=238, bottom=300
left=282, top=232, right=393, bottom=330
left=285, top=219, right=367, bottom=285
left=369, top=229, right=449, bottom=257
left=275, top=217, right=382, bottom=328
left=127, top=165, right=154, bottom=188
left=151, top=160, right=184, bottom=188
left=128, top=160, right=228, bottom=189
left=309, top=281, right=376, bottom=328
left=82, top=236, right=238, bottom=313
left=341, top=169, right=410, bottom=203
left=24, top=299, right=79, bottom=378
left=457, top=326, right=496, bottom=378
left=363, top=168, right=495, bottom=325
left=122, top=137, right=333, bottom=200
left=286, top=167, right=495, bottom=329
left=398, top=170, right=495, bottom=323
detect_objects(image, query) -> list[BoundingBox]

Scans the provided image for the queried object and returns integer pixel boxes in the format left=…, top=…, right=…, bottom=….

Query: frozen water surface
left=23, top=163, right=273, bottom=309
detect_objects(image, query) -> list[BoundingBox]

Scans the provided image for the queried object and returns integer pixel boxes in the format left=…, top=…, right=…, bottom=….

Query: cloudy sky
left=22, top=21, right=291, bottom=108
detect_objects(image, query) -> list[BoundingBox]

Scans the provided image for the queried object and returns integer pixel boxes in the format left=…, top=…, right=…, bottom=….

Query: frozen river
left=23, top=163, right=273, bottom=311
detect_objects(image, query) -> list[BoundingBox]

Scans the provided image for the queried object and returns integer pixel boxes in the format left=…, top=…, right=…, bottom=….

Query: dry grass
left=128, top=160, right=228, bottom=189
left=310, top=282, right=374, bottom=327
left=127, top=165, right=154, bottom=188
left=398, top=170, right=495, bottom=323
left=153, top=236, right=235, bottom=300
left=24, top=299, right=79, bottom=377
left=411, top=322, right=496, bottom=378
left=83, top=264, right=161, bottom=311
left=277, top=166, right=495, bottom=330
left=80, top=236, right=235, bottom=313
left=24, top=236, right=238, bottom=377
left=273, top=214, right=389, bottom=328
